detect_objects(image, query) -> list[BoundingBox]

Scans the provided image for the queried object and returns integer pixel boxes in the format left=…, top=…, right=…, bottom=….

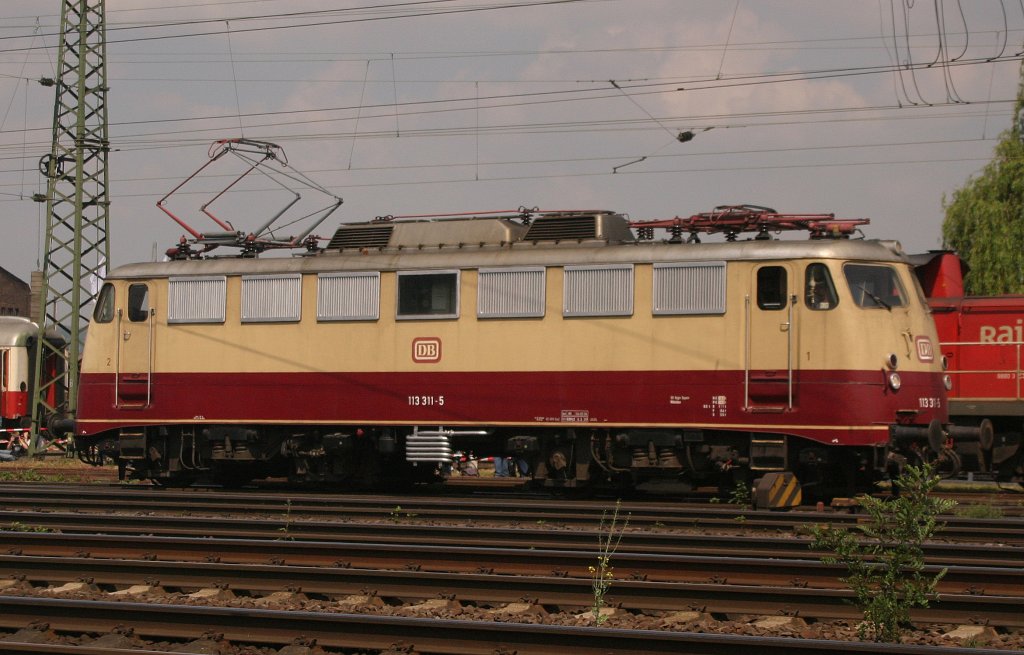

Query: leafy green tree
left=809, top=463, right=956, bottom=642
left=943, top=66, right=1024, bottom=294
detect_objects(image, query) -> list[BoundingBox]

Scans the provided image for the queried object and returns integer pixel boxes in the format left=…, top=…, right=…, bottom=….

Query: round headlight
left=943, top=374, right=953, bottom=391
left=941, top=355, right=949, bottom=371
left=887, top=371, right=902, bottom=391
left=886, top=353, right=898, bottom=369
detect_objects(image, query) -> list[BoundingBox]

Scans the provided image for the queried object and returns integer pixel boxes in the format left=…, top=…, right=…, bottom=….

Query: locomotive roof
left=0, top=316, right=36, bottom=347
left=110, top=212, right=909, bottom=279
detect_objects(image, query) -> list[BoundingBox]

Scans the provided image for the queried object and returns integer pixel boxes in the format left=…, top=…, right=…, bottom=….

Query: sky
left=0, top=0, right=1022, bottom=284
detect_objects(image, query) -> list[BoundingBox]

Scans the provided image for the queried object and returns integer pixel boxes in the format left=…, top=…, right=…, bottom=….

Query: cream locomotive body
left=74, top=209, right=952, bottom=497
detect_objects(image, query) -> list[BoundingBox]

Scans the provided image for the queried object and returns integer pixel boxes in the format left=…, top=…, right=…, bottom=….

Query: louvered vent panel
left=653, top=262, right=727, bottom=315
left=563, top=265, right=633, bottom=317
left=477, top=268, right=545, bottom=318
left=525, top=215, right=597, bottom=241
left=167, top=276, right=226, bottom=324
left=317, top=272, right=380, bottom=321
left=327, top=225, right=394, bottom=250
left=241, top=274, right=302, bottom=322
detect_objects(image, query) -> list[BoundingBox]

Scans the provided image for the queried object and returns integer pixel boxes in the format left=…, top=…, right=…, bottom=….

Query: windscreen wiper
left=858, top=284, right=892, bottom=311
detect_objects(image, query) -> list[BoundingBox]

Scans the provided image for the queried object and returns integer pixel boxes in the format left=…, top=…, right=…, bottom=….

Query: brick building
left=0, top=267, right=30, bottom=318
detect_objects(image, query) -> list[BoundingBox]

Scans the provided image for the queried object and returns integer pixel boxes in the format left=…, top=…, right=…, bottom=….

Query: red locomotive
left=914, top=252, right=1024, bottom=481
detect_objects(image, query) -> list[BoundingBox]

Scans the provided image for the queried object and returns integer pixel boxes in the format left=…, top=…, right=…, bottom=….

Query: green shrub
left=810, top=463, right=956, bottom=642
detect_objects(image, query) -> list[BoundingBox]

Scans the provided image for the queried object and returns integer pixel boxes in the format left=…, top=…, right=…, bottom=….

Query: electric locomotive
left=71, top=204, right=962, bottom=498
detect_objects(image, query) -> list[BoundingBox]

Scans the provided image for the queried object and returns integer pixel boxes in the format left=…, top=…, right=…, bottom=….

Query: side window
left=756, top=266, right=787, bottom=310
left=93, top=283, right=115, bottom=323
left=127, top=284, right=150, bottom=322
left=397, top=270, right=459, bottom=319
left=805, top=263, right=838, bottom=310
left=844, top=264, right=907, bottom=309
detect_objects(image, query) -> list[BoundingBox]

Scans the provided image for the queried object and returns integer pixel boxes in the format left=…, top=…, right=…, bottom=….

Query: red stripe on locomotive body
left=76, top=368, right=947, bottom=447
left=1, top=391, right=27, bottom=421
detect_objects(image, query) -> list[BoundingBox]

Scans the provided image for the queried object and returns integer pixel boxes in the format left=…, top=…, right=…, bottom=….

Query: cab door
left=116, top=282, right=154, bottom=407
left=746, top=264, right=797, bottom=409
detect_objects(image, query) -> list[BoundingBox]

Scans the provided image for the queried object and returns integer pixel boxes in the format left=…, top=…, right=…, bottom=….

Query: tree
left=942, top=64, right=1024, bottom=295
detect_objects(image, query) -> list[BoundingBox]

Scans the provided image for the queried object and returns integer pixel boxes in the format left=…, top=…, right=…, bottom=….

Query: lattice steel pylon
left=29, top=0, right=110, bottom=455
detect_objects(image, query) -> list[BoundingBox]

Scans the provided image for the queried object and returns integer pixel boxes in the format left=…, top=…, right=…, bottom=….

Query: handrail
left=743, top=295, right=751, bottom=409
left=146, top=308, right=155, bottom=407
left=114, top=308, right=122, bottom=406
left=787, top=294, right=795, bottom=409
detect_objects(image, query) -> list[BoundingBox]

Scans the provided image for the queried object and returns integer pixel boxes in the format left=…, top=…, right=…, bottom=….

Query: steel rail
left=0, top=646, right=168, bottom=655
left=4, top=554, right=1021, bottom=627
left=0, top=596, right=1014, bottom=655
left=0, top=484, right=1020, bottom=542
left=0, top=509, right=1020, bottom=569
left=0, top=531, right=1019, bottom=595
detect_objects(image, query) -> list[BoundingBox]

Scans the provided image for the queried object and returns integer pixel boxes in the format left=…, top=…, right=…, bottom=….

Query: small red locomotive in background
left=914, top=252, right=1024, bottom=481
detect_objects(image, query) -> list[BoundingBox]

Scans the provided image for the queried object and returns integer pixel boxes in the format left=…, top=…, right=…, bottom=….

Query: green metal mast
left=30, top=0, right=109, bottom=454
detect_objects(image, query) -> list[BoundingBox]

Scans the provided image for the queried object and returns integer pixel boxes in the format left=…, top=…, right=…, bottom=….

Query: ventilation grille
left=327, top=224, right=394, bottom=250
left=525, top=215, right=597, bottom=241
left=406, top=429, right=453, bottom=463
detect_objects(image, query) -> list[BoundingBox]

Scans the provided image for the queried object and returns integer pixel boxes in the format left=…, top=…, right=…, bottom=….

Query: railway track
left=0, top=508, right=1020, bottom=570
left=0, top=596, right=1015, bottom=655
left=0, top=483, right=1021, bottom=652
left=1, top=530, right=1019, bottom=595
left=0, top=483, right=1021, bottom=543
left=2, top=549, right=1020, bottom=627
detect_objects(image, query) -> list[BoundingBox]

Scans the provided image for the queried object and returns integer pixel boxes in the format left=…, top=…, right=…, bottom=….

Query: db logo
left=915, top=336, right=934, bottom=363
left=412, top=337, right=442, bottom=363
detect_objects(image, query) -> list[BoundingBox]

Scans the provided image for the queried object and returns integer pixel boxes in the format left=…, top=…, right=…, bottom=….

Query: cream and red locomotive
left=72, top=205, right=960, bottom=497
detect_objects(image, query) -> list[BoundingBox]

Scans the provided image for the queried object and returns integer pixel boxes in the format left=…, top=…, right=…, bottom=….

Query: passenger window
left=397, top=271, right=459, bottom=319
left=93, top=283, right=115, bottom=323
left=844, top=264, right=907, bottom=309
left=804, top=263, right=838, bottom=311
left=127, top=284, right=150, bottom=322
left=756, top=266, right=787, bottom=310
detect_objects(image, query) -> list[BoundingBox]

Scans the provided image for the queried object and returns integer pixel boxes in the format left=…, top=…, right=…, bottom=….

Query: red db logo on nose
left=412, top=337, right=442, bottom=363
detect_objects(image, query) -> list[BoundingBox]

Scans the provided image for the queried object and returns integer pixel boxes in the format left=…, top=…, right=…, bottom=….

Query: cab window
left=804, top=263, right=838, bottom=310
left=844, top=264, right=906, bottom=309
left=128, top=284, right=150, bottom=322
left=93, top=283, right=115, bottom=323
left=756, top=266, right=787, bottom=310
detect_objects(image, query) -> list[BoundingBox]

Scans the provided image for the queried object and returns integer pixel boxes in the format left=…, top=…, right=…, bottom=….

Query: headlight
left=886, top=353, right=898, bottom=369
left=887, top=371, right=902, bottom=391
left=943, top=375, right=953, bottom=391
left=941, top=355, right=949, bottom=371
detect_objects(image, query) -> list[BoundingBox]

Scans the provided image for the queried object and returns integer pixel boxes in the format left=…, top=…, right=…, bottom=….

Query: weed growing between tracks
left=277, top=499, right=294, bottom=541
left=810, top=463, right=957, bottom=643
left=3, top=521, right=55, bottom=533
left=590, top=499, right=629, bottom=624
